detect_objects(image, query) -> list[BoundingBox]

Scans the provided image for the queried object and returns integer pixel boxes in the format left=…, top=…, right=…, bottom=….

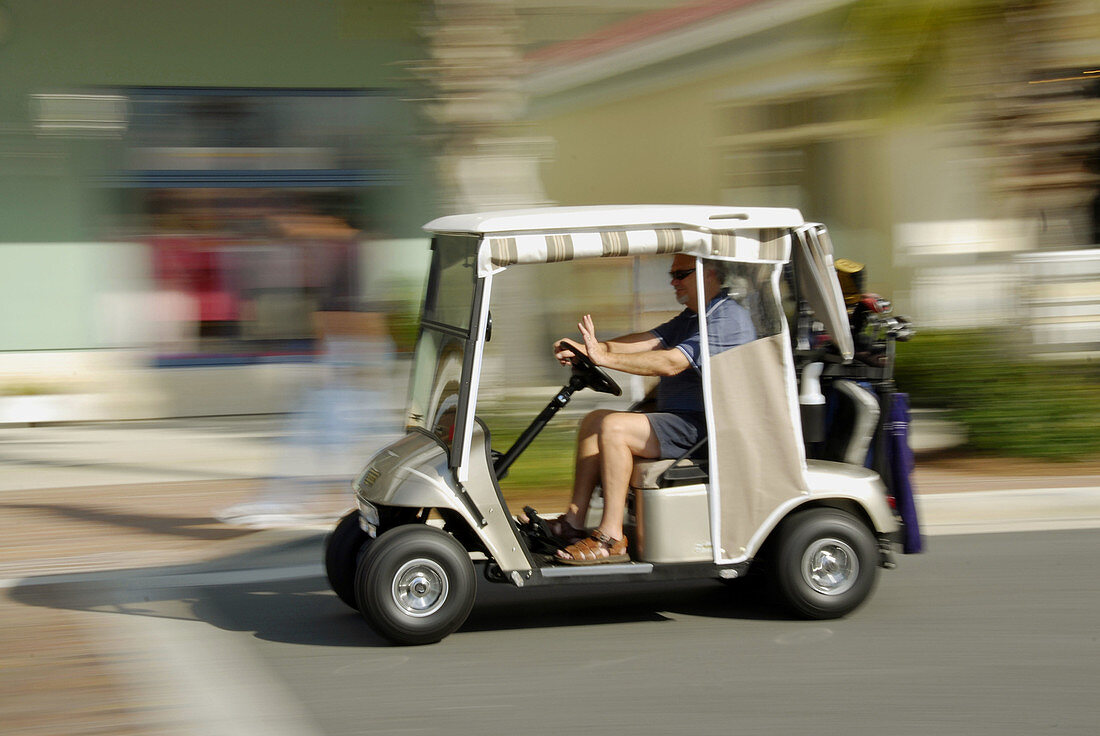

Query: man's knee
left=579, top=408, right=614, bottom=433
left=599, top=412, right=630, bottom=435
left=598, top=412, right=656, bottom=451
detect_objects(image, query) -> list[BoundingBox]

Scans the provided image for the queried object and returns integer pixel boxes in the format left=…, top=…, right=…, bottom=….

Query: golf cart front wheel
left=355, top=525, right=476, bottom=645
left=325, top=510, right=371, bottom=610
left=772, top=508, right=878, bottom=619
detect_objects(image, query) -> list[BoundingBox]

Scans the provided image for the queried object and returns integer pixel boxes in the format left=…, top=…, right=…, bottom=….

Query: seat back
left=823, top=380, right=881, bottom=465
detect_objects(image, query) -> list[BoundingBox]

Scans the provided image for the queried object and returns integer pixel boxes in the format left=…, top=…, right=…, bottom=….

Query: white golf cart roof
left=424, top=205, right=806, bottom=275
left=424, top=205, right=804, bottom=235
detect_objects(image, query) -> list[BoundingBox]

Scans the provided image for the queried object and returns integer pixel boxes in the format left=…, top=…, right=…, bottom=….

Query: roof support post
left=695, top=255, right=724, bottom=563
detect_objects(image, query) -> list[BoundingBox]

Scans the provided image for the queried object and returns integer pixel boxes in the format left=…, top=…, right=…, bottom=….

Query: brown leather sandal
left=556, top=529, right=629, bottom=566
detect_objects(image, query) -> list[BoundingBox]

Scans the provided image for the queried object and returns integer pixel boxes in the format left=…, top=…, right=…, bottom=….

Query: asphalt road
left=15, top=528, right=1099, bottom=736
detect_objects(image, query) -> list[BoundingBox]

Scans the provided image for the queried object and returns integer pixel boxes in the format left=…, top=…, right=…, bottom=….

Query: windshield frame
left=407, top=234, right=485, bottom=470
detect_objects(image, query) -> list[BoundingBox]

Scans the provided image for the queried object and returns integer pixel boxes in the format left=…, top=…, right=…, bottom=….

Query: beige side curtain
left=709, top=334, right=809, bottom=558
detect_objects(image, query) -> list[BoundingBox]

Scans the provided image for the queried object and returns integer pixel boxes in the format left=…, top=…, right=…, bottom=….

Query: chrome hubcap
left=392, top=558, right=448, bottom=617
left=802, top=538, right=858, bottom=596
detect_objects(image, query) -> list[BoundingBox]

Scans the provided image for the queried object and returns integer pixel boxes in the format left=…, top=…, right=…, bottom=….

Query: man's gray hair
left=703, top=259, right=732, bottom=284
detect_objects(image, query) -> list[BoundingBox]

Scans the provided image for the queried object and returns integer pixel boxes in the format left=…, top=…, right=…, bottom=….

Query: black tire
left=771, top=508, right=878, bottom=619
left=325, top=511, right=371, bottom=610
left=355, top=525, right=476, bottom=645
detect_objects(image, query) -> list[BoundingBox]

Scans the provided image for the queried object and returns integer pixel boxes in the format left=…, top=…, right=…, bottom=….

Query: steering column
left=492, top=346, right=621, bottom=479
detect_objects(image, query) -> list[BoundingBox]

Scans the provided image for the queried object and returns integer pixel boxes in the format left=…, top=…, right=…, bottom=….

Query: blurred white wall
left=1017, top=249, right=1100, bottom=358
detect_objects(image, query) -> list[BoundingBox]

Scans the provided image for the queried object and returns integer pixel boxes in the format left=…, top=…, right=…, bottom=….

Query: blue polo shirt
left=650, top=290, right=755, bottom=413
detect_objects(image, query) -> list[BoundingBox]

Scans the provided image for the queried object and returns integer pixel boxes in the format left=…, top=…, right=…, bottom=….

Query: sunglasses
left=669, top=268, right=696, bottom=281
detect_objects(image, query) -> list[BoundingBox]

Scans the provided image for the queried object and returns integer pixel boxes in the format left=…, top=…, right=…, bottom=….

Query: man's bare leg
left=593, top=412, right=660, bottom=539
left=561, top=409, right=613, bottom=527
left=557, top=412, right=660, bottom=560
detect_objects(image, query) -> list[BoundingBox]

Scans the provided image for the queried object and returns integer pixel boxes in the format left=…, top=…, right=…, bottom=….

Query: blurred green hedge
left=894, top=331, right=1100, bottom=460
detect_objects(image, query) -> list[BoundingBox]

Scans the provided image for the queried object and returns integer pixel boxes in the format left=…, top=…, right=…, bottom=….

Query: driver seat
left=630, top=458, right=708, bottom=489
left=630, top=437, right=709, bottom=490
left=627, top=440, right=712, bottom=564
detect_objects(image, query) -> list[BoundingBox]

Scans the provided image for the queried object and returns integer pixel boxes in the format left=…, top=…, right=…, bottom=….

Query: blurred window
left=107, top=88, right=403, bottom=366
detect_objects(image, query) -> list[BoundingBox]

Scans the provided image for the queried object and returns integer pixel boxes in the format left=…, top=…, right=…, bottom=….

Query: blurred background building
left=0, top=0, right=434, bottom=420
left=518, top=0, right=1100, bottom=357
left=1, top=0, right=1097, bottom=424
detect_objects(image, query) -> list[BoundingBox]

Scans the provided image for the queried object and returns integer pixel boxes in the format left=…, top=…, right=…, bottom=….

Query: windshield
left=407, top=235, right=480, bottom=452
left=422, top=235, right=479, bottom=330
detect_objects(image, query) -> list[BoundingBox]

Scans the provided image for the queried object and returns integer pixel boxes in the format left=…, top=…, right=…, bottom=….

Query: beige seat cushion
left=632, top=459, right=704, bottom=490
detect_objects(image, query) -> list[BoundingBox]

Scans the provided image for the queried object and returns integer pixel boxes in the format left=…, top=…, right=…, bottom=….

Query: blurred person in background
left=218, top=215, right=402, bottom=528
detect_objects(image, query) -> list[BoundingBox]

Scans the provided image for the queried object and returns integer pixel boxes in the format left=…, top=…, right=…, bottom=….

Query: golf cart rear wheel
left=355, top=525, right=476, bottom=645
left=325, top=510, right=371, bottom=610
left=772, top=508, right=878, bottom=619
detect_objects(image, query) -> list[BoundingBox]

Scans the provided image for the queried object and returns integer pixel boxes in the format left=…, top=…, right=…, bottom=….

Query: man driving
left=539, top=254, right=755, bottom=564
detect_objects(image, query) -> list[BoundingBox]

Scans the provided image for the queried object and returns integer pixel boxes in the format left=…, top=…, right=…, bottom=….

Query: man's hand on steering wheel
left=577, top=314, right=609, bottom=366
left=554, top=315, right=607, bottom=367
left=553, top=338, right=584, bottom=367
left=554, top=315, right=622, bottom=396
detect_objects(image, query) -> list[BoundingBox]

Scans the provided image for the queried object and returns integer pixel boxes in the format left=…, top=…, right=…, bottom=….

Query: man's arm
left=553, top=329, right=660, bottom=366
left=605, top=330, right=662, bottom=354
left=577, top=314, right=690, bottom=377
left=592, top=344, right=690, bottom=377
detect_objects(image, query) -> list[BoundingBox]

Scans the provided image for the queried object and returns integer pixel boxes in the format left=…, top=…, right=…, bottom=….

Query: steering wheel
left=557, top=343, right=622, bottom=396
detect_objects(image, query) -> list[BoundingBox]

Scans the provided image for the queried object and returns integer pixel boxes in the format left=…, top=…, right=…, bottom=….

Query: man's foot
left=556, top=529, right=629, bottom=566
left=518, top=507, right=587, bottom=546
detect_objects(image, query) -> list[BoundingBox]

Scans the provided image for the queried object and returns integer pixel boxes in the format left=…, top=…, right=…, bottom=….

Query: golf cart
left=325, top=205, right=920, bottom=645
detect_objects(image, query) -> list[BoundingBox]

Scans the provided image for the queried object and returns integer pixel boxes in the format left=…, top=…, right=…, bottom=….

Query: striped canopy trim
left=479, top=228, right=790, bottom=275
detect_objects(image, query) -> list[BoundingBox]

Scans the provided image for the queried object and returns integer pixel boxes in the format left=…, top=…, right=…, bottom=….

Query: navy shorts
left=645, top=411, right=707, bottom=458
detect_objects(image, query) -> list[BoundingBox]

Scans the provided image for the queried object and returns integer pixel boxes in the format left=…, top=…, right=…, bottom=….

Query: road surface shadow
left=9, top=576, right=786, bottom=652
left=7, top=532, right=790, bottom=648
left=460, top=575, right=786, bottom=634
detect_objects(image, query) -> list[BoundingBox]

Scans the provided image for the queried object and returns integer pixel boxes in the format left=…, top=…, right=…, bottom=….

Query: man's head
left=670, top=254, right=727, bottom=309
